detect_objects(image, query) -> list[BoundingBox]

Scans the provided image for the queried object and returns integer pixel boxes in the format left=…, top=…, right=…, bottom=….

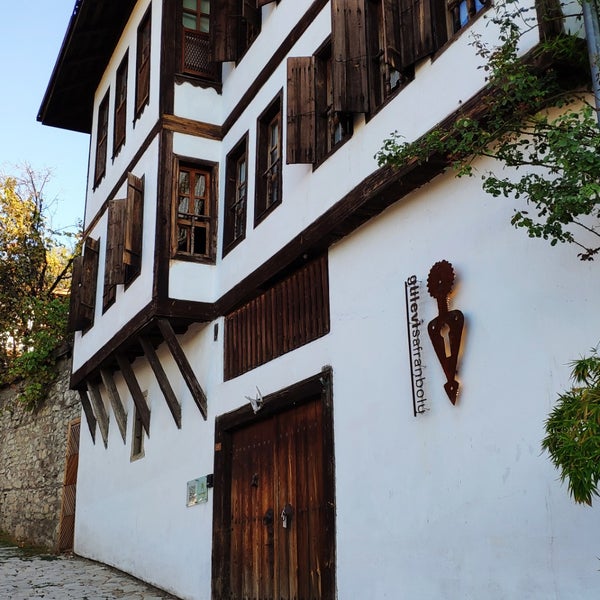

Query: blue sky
left=0, top=1, right=89, bottom=233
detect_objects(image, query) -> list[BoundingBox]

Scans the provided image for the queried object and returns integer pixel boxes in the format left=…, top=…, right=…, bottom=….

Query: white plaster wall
left=85, top=0, right=160, bottom=224
left=72, top=139, right=159, bottom=372
left=75, top=148, right=600, bottom=599
left=329, top=155, right=600, bottom=599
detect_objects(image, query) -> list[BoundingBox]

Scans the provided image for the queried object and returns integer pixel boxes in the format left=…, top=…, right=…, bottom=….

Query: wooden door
left=223, top=394, right=332, bottom=599
left=57, top=419, right=80, bottom=552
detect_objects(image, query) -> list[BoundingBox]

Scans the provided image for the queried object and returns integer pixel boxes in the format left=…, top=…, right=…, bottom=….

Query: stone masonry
left=0, top=356, right=80, bottom=550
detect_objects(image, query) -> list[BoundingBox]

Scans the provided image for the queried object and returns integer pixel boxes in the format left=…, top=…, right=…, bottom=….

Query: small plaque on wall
left=186, top=477, right=208, bottom=507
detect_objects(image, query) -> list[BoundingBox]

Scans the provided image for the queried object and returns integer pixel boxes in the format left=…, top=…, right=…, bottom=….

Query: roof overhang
left=38, top=0, right=137, bottom=133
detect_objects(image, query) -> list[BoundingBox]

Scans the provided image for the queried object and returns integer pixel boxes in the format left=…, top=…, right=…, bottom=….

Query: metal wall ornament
left=426, top=261, right=464, bottom=405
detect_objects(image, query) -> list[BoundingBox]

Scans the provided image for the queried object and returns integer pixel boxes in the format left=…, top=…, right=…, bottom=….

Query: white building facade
left=39, top=1, right=599, bottom=598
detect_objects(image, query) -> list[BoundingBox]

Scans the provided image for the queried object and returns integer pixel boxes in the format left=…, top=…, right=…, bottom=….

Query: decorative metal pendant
left=426, top=261, right=465, bottom=405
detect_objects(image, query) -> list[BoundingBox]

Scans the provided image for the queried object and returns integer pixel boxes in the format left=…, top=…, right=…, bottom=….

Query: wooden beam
left=157, top=318, right=207, bottom=420
left=78, top=389, right=97, bottom=443
left=87, top=381, right=109, bottom=448
left=139, top=335, right=182, bottom=429
left=115, top=353, right=151, bottom=437
left=100, top=368, right=128, bottom=443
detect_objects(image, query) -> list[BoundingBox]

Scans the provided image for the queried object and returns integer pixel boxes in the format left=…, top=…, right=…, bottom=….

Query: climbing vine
left=376, top=0, right=599, bottom=259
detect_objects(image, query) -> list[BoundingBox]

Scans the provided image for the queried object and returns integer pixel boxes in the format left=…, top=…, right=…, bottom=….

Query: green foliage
left=542, top=350, right=600, bottom=505
left=375, top=0, right=599, bottom=259
left=0, top=166, right=76, bottom=410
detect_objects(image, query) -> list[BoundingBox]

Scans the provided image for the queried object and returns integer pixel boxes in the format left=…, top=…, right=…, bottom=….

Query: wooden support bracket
left=157, top=318, right=207, bottom=420
left=115, top=353, right=151, bottom=437
left=87, top=381, right=109, bottom=448
left=139, top=335, right=182, bottom=428
left=78, top=388, right=97, bottom=443
left=100, top=368, right=128, bottom=443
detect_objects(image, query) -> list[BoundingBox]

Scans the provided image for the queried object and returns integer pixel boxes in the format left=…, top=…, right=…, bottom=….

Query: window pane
left=194, top=198, right=205, bottom=215
left=179, top=196, right=189, bottom=213
left=183, top=0, right=197, bottom=10
left=179, top=171, right=190, bottom=195
left=183, top=13, right=197, bottom=28
left=193, top=225, right=207, bottom=255
left=177, top=226, right=190, bottom=252
left=194, top=174, right=206, bottom=197
left=199, top=16, right=210, bottom=33
left=200, top=0, right=210, bottom=14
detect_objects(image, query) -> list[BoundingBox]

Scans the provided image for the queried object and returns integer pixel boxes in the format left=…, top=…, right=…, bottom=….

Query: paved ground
left=0, top=541, right=180, bottom=600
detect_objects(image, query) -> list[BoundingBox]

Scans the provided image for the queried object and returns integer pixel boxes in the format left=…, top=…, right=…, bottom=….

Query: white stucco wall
left=71, top=1, right=600, bottom=599
left=75, top=147, right=600, bottom=599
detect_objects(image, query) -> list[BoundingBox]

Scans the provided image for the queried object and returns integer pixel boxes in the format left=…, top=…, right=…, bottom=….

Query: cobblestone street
left=0, top=541, right=179, bottom=600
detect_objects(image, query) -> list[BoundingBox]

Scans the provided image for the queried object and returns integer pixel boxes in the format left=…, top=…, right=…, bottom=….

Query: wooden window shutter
left=68, top=255, right=84, bottom=331
left=398, top=0, right=439, bottom=68
left=382, top=0, right=403, bottom=70
left=286, top=56, right=315, bottom=164
left=212, top=0, right=239, bottom=62
left=123, top=173, right=144, bottom=279
left=106, top=199, right=127, bottom=286
left=69, top=238, right=99, bottom=331
left=136, top=10, right=151, bottom=115
left=331, top=0, right=369, bottom=113
left=243, top=0, right=261, bottom=29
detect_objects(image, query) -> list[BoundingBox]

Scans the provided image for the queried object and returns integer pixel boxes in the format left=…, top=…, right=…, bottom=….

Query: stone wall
left=0, top=356, right=80, bottom=550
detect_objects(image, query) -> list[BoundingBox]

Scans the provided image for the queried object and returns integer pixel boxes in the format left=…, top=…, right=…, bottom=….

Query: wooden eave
left=38, top=0, right=137, bottom=133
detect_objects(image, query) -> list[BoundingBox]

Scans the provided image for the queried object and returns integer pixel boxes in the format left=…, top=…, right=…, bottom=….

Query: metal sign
left=186, top=477, right=208, bottom=506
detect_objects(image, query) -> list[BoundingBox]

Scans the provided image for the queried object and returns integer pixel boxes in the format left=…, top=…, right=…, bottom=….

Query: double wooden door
left=215, top=394, right=334, bottom=599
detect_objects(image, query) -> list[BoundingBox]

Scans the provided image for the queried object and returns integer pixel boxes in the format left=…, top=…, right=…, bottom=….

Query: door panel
left=227, top=395, right=328, bottom=599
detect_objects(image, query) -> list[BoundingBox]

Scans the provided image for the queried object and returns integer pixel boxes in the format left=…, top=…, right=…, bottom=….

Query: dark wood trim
left=157, top=318, right=208, bottom=419
left=116, top=352, right=151, bottom=437
left=100, top=368, right=128, bottom=443
left=221, top=0, right=329, bottom=137
left=78, top=389, right=97, bottom=443
left=161, top=0, right=177, bottom=117
left=87, top=381, right=109, bottom=448
left=155, top=129, right=174, bottom=300
left=139, top=334, right=182, bottom=428
left=163, top=114, right=223, bottom=140
left=211, top=367, right=335, bottom=599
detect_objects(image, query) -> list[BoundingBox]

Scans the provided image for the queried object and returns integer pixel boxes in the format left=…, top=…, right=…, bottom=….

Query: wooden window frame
left=181, top=0, right=220, bottom=80
left=94, top=91, right=109, bottom=187
left=447, top=0, right=489, bottom=37
left=222, top=134, right=248, bottom=257
left=113, top=53, right=128, bottom=157
left=135, top=7, right=151, bottom=119
left=254, top=90, right=282, bottom=226
left=130, top=391, right=148, bottom=461
left=173, top=159, right=216, bottom=263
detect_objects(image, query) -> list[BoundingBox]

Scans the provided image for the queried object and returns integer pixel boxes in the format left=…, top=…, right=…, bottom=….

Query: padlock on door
left=281, top=503, right=293, bottom=529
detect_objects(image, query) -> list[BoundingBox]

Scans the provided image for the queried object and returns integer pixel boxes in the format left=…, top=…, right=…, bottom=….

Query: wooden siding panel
left=286, top=56, right=315, bottom=164
left=224, top=256, right=330, bottom=379
left=331, top=0, right=369, bottom=113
